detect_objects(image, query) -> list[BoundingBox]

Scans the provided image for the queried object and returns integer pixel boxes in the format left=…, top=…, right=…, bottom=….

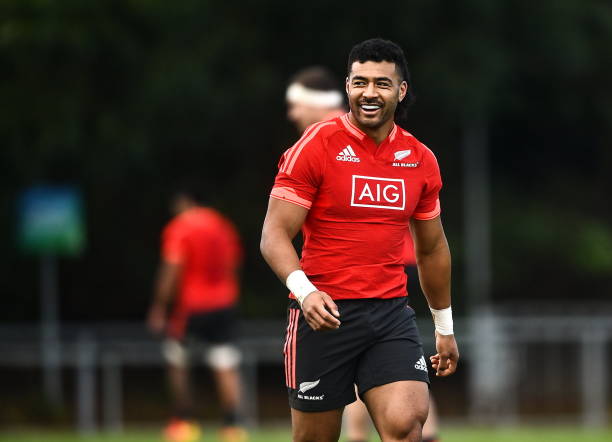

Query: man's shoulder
left=290, top=119, right=344, bottom=158
left=162, top=214, right=185, bottom=239
left=165, top=208, right=217, bottom=234
left=394, top=126, right=437, bottom=158
left=188, top=208, right=235, bottom=232
left=394, top=125, right=421, bottom=145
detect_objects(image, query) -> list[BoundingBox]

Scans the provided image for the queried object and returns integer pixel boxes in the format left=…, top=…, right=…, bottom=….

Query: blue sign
left=18, top=186, right=85, bottom=256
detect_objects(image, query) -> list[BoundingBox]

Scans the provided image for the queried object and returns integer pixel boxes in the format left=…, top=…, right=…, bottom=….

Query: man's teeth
left=362, top=105, right=381, bottom=110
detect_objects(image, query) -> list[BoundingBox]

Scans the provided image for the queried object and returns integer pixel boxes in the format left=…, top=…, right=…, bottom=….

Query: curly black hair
left=347, top=38, right=414, bottom=123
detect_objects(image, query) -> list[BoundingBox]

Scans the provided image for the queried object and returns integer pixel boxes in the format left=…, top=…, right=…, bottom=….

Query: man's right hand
left=301, top=291, right=341, bottom=331
left=147, top=304, right=167, bottom=334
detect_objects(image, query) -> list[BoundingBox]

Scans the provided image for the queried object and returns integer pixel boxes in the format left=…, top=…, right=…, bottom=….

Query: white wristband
left=286, top=270, right=318, bottom=307
left=429, top=306, right=454, bottom=335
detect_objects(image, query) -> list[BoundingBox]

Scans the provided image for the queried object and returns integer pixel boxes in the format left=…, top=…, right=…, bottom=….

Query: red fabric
left=402, top=229, right=416, bottom=266
left=161, top=208, right=242, bottom=336
left=271, top=113, right=441, bottom=301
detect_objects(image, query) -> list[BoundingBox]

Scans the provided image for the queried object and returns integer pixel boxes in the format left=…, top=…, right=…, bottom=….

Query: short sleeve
left=161, top=221, right=187, bottom=264
left=270, top=122, right=329, bottom=209
left=412, top=145, right=442, bottom=220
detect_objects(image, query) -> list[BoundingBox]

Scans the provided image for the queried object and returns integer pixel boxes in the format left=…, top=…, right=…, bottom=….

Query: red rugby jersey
left=271, top=113, right=442, bottom=300
left=161, top=207, right=242, bottom=336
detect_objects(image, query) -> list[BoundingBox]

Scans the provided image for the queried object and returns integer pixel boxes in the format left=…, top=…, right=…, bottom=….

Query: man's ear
left=399, top=80, right=408, bottom=102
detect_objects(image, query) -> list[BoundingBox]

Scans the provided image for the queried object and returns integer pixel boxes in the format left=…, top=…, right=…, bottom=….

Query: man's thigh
left=355, top=302, right=429, bottom=396
left=285, top=300, right=370, bottom=412
left=291, top=408, right=343, bottom=442
left=161, top=338, right=189, bottom=367
left=185, top=308, right=243, bottom=369
left=363, top=380, right=429, bottom=437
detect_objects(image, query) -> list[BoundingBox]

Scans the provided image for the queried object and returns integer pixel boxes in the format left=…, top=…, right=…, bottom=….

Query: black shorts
left=184, top=307, right=239, bottom=345
left=284, top=297, right=429, bottom=412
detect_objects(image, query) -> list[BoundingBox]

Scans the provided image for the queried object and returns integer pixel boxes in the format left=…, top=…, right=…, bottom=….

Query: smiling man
left=261, top=38, right=459, bottom=442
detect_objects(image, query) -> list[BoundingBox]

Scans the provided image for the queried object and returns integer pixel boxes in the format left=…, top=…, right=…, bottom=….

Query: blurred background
left=1, top=0, right=611, bottom=440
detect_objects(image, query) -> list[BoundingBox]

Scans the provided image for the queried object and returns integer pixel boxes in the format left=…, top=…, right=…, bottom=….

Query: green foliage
left=1, top=0, right=611, bottom=319
left=574, top=220, right=612, bottom=274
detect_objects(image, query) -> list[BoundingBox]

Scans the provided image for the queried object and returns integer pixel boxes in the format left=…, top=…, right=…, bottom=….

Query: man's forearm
left=260, top=226, right=302, bottom=283
left=416, top=244, right=451, bottom=310
left=152, top=262, right=180, bottom=308
left=261, top=198, right=309, bottom=284
left=152, top=286, right=173, bottom=308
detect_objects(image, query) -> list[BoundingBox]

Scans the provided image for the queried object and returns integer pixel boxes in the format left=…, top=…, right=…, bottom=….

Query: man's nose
left=362, top=82, right=377, bottom=98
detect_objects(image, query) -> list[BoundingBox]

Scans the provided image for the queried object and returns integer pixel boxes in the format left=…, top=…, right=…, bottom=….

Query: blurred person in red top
left=147, top=184, right=246, bottom=442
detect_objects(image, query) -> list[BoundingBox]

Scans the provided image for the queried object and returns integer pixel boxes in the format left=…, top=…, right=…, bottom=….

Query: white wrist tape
left=286, top=270, right=318, bottom=307
left=429, top=306, right=454, bottom=335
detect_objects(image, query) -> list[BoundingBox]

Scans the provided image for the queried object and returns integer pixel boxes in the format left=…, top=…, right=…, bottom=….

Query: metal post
left=463, top=116, right=501, bottom=422
left=463, top=115, right=491, bottom=309
left=468, top=311, right=500, bottom=422
left=580, top=329, right=607, bottom=427
left=102, top=352, right=123, bottom=433
left=40, top=254, right=62, bottom=406
left=240, top=346, right=258, bottom=428
left=76, top=332, right=97, bottom=435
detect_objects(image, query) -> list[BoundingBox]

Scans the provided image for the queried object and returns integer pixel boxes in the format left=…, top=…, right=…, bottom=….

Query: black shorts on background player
left=185, top=307, right=239, bottom=345
left=284, top=297, right=429, bottom=412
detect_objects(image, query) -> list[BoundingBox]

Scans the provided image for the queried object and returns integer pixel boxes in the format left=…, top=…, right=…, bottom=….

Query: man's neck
left=348, top=113, right=395, bottom=145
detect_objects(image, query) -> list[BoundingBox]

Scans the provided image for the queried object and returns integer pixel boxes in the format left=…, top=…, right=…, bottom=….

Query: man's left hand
left=430, top=333, right=459, bottom=376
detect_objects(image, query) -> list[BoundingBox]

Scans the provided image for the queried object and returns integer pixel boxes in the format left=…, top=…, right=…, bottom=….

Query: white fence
left=0, top=314, right=610, bottom=433
left=466, top=311, right=612, bottom=427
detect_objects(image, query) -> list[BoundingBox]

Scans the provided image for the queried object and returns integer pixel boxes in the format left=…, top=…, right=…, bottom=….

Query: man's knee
left=384, top=421, right=422, bottom=442
left=382, top=407, right=427, bottom=441
left=206, top=344, right=242, bottom=369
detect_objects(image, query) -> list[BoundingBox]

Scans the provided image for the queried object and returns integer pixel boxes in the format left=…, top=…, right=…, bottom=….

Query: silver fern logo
left=298, top=379, right=320, bottom=393
left=394, top=149, right=412, bottom=160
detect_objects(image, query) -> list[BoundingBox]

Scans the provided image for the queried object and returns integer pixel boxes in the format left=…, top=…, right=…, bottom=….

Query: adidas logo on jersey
left=414, top=356, right=428, bottom=372
left=336, top=145, right=360, bottom=162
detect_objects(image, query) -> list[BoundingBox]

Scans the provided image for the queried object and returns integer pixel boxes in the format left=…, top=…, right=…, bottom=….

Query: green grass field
left=1, top=426, right=611, bottom=442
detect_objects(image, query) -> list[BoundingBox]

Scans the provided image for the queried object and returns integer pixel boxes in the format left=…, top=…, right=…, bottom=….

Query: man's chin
left=355, top=115, right=383, bottom=129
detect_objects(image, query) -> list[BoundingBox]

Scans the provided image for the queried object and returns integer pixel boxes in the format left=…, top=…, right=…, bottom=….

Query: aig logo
left=351, top=175, right=405, bottom=210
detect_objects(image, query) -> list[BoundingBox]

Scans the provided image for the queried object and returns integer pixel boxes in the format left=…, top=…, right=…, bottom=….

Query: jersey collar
left=340, top=113, right=366, bottom=140
left=340, top=113, right=399, bottom=144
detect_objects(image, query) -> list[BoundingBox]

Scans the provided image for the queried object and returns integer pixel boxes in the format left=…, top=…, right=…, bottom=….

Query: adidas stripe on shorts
left=284, top=296, right=429, bottom=412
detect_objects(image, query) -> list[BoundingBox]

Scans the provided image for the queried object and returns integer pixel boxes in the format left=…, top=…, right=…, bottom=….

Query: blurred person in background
left=285, top=65, right=441, bottom=442
left=263, top=38, right=458, bottom=442
left=147, top=184, right=247, bottom=442
left=286, top=66, right=346, bottom=133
